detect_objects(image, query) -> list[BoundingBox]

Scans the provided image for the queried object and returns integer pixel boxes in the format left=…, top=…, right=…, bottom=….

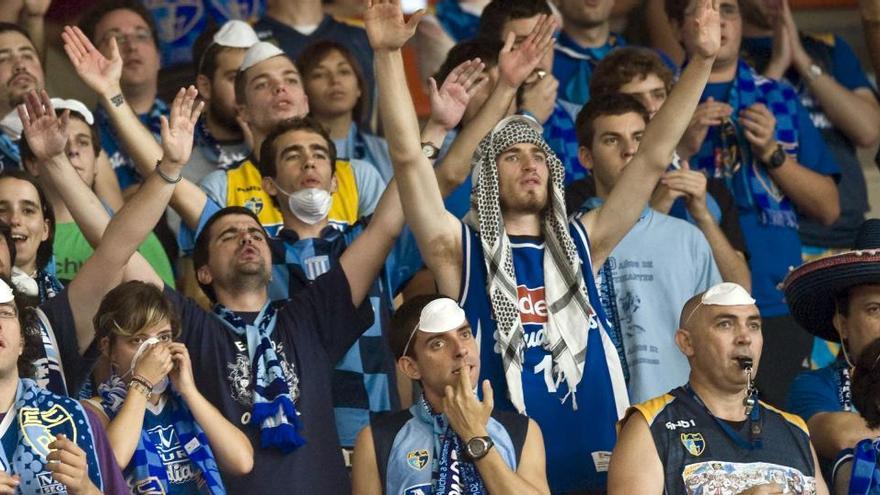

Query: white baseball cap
left=50, top=98, right=94, bottom=125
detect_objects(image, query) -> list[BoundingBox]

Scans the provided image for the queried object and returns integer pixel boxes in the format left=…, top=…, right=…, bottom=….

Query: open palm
left=160, top=86, right=203, bottom=167
left=62, top=25, right=123, bottom=97
left=684, top=0, right=721, bottom=60
left=19, top=90, right=68, bottom=162
left=364, top=0, right=424, bottom=51
left=429, top=59, right=486, bottom=130
left=498, top=14, right=556, bottom=88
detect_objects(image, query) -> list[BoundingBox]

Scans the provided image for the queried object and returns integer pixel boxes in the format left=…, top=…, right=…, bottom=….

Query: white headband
left=401, top=298, right=467, bottom=356
left=684, top=282, right=756, bottom=325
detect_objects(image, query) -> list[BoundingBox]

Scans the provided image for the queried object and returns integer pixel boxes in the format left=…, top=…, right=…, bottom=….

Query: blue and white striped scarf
left=413, top=396, right=485, bottom=494
left=2, top=378, right=102, bottom=494
left=97, top=375, right=226, bottom=494
left=693, top=60, right=800, bottom=228
left=213, top=301, right=306, bottom=452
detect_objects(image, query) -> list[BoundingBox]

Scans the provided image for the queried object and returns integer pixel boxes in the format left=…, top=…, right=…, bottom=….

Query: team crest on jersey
left=304, top=255, right=331, bottom=280
left=407, top=449, right=429, bottom=470
left=243, top=197, right=264, bottom=215
left=681, top=432, right=706, bottom=457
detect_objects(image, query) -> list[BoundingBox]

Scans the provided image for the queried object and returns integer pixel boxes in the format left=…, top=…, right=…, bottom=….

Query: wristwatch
left=421, top=142, right=440, bottom=160
left=465, top=436, right=494, bottom=461
left=761, top=144, right=787, bottom=170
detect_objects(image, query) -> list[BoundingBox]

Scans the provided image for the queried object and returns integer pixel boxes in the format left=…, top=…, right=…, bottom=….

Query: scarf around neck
left=694, top=60, right=800, bottom=228
left=213, top=301, right=305, bottom=452
left=413, top=395, right=485, bottom=494
left=467, top=115, right=595, bottom=414
left=1, top=378, right=102, bottom=494
left=97, top=375, right=225, bottom=494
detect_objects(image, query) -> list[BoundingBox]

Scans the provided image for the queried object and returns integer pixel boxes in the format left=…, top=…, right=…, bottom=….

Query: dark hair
left=390, top=294, right=449, bottom=360
left=0, top=221, right=16, bottom=270
left=590, top=47, right=674, bottom=100
left=93, top=280, right=181, bottom=345
left=19, top=114, right=101, bottom=169
left=0, top=171, right=55, bottom=272
left=192, top=206, right=267, bottom=301
left=193, top=21, right=219, bottom=76
left=0, top=23, right=36, bottom=49
left=575, top=93, right=650, bottom=148
left=435, top=38, right=504, bottom=83
left=17, top=306, right=44, bottom=378
left=79, top=0, right=160, bottom=50
left=664, top=0, right=691, bottom=26
left=298, top=41, right=369, bottom=126
left=834, top=287, right=852, bottom=318
left=852, top=338, right=880, bottom=428
left=478, top=0, right=552, bottom=42
left=258, top=117, right=338, bottom=179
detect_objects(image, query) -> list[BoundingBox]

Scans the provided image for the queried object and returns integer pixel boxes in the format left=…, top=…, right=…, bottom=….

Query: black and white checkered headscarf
left=466, top=116, right=595, bottom=414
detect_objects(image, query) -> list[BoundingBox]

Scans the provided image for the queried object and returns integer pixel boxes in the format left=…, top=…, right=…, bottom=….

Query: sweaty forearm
left=98, top=88, right=164, bottom=178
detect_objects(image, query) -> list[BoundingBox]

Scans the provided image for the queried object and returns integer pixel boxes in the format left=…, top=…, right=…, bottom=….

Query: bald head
left=680, top=292, right=705, bottom=330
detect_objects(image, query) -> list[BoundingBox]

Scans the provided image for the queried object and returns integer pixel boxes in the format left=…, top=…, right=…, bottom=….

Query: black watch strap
left=465, top=436, right=494, bottom=461
left=762, top=144, right=786, bottom=170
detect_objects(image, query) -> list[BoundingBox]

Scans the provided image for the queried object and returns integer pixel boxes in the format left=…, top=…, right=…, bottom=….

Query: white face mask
left=272, top=180, right=332, bottom=225
left=129, top=336, right=170, bottom=395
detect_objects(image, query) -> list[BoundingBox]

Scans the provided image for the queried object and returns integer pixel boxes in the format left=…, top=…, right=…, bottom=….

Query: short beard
left=228, top=265, right=270, bottom=294
left=208, top=98, right=243, bottom=138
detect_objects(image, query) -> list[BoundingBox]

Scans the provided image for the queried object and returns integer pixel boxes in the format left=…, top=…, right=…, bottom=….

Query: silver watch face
left=422, top=144, right=436, bottom=158
left=466, top=437, right=488, bottom=458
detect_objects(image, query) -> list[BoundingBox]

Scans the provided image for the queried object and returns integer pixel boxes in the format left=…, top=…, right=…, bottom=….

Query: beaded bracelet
left=130, top=373, right=154, bottom=391
left=155, top=160, right=182, bottom=184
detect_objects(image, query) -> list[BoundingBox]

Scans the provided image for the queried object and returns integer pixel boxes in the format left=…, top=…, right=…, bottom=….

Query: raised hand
left=160, top=86, right=204, bottom=169
left=364, top=0, right=425, bottom=51
left=168, top=343, right=197, bottom=397
left=660, top=161, right=712, bottom=222
left=442, top=366, right=494, bottom=441
left=498, top=14, right=557, bottom=89
left=19, top=90, right=69, bottom=162
left=46, top=434, right=100, bottom=495
left=133, top=342, right=173, bottom=386
left=682, top=0, right=721, bottom=61
left=61, top=25, right=123, bottom=99
left=428, top=58, right=487, bottom=131
left=764, top=16, right=792, bottom=80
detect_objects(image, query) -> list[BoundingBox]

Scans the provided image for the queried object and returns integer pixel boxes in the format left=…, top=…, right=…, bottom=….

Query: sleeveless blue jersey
left=459, top=221, right=628, bottom=492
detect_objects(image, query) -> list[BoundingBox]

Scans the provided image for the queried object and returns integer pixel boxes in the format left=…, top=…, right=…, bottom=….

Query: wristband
left=131, top=373, right=154, bottom=390
left=155, top=160, right=182, bottom=184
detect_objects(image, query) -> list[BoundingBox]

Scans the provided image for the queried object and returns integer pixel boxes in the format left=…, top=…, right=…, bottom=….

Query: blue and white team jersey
left=458, top=221, right=628, bottom=493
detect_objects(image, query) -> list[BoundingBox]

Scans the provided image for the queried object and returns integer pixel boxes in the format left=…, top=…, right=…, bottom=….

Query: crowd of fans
left=0, top=0, right=879, bottom=493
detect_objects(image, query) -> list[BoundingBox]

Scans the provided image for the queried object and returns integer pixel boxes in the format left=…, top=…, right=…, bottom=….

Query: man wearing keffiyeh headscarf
left=371, top=0, right=722, bottom=490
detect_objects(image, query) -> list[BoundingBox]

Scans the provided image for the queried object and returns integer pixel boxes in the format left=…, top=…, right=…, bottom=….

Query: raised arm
left=61, top=25, right=208, bottom=229
left=582, top=0, right=720, bottom=270
left=22, top=88, right=201, bottom=353
left=435, top=17, right=556, bottom=200
left=363, top=0, right=465, bottom=297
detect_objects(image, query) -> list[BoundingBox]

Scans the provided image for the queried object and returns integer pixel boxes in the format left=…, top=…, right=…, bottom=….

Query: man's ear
left=99, top=336, right=111, bottom=357
left=675, top=328, right=695, bottom=357
left=833, top=312, right=849, bottom=342
left=262, top=176, right=278, bottom=198
left=329, top=174, right=338, bottom=194
left=195, top=74, right=213, bottom=102
left=196, top=265, right=213, bottom=287
left=22, top=158, right=38, bottom=177
left=398, top=356, right=422, bottom=381
left=578, top=145, right=594, bottom=172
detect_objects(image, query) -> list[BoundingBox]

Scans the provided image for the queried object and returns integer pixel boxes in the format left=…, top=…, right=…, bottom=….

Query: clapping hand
left=19, top=89, right=68, bottom=162
left=159, top=86, right=203, bottom=171
left=428, top=58, right=488, bottom=131
left=61, top=25, right=123, bottom=100
left=498, top=14, right=556, bottom=89
left=364, top=0, right=425, bottom=51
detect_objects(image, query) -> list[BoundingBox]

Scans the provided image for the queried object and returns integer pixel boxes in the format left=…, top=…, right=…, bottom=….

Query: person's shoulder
left=761, top=401, right=810, bottom=436
left=628, top=392, right=679, bottom=427
left=792, top=363, right=839, bottom=389
left=369, top=408, right=415, bottom=440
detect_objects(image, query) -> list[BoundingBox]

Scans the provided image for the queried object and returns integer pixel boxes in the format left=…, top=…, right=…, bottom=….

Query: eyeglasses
left=100, top=29, right=153, bottom=48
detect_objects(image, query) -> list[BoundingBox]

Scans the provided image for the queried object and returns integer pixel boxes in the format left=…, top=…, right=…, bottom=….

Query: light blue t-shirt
left=590, top=201, right=722, bottom=404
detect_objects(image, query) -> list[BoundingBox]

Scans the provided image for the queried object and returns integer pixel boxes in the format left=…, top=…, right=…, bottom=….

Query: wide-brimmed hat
left=783, top=219, right=880, bottom=342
